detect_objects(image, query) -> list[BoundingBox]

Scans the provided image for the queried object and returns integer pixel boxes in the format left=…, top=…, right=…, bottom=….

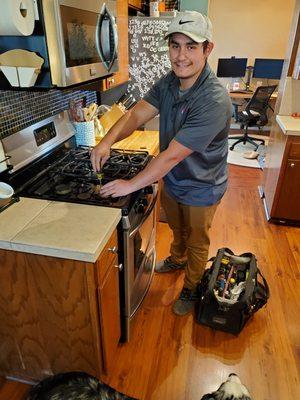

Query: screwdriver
left=96, top=171, right=104, bottom=187
left=96, top=157, right=103, bottom=188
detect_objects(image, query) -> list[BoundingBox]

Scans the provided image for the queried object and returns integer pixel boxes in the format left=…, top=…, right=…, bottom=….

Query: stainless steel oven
left=122, top=184, right=157, bottom=341
left=42, top=0, right=119, bottom=86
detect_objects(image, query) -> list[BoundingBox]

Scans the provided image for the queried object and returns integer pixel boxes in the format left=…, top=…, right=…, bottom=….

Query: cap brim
left=163, top=31, right=207, bottom=43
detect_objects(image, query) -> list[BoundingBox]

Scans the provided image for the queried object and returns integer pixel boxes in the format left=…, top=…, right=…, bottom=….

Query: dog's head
left=201, top=373, right=252, bottom=400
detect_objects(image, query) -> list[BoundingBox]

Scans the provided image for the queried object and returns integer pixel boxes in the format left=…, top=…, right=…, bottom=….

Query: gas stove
left=1, top=112, right=153, bottom=216
left=10, top=146, right=151, bottom=214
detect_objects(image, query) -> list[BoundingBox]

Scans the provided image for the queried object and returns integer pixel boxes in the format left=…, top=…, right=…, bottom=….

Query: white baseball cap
left=164, top=11, right=212, bottom=43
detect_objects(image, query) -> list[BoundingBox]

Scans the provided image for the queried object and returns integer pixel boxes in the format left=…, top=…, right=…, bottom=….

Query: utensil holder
left=74, top=120, right=95, bottom=146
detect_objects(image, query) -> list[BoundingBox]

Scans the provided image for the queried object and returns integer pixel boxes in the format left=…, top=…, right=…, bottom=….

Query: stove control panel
left=34, top=122, right=57, bottom=147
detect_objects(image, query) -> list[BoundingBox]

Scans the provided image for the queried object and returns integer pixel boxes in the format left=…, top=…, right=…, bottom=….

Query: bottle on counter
left=158, top=1, right=166, bottom=13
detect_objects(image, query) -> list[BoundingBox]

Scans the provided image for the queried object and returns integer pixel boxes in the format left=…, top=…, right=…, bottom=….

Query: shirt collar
left=170, top=62, right=212, bottom=102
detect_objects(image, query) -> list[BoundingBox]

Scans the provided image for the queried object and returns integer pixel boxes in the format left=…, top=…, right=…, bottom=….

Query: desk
left=229, top=91, right=278, bottom=99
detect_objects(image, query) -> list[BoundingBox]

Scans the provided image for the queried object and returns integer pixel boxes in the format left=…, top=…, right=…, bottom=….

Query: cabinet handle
left=290, top=163, right=295, bottom=168
left=114, top=263, right=123, bottom=271
left=108, top=246, right=118, bottom=254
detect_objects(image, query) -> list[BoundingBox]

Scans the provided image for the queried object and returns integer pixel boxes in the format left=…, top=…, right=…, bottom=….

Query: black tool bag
left=196, top=248, right=269, bottom=335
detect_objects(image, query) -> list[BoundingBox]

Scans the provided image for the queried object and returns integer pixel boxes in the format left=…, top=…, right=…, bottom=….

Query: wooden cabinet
left=102, top=0, right=129, bottom=90
left=95, top=231, right=121, bottom=374
left=261, top=123, right=300, bottom=224
left=275, top=158, right=300, bottom=220
left=0, top=230, right=121, bottom=382
left=128, top=0, right=143, bottom=10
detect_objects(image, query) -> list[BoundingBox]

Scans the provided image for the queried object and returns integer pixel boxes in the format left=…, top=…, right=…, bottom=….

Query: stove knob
left=144, top=185, right=153, bottom=194
left=141, top=198, right=148, bottom=207
left=135, top=202, right=145, bottom=214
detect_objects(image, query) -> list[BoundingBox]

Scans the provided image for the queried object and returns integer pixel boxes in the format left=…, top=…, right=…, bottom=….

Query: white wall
left=208, top=0, right=295, bottom=86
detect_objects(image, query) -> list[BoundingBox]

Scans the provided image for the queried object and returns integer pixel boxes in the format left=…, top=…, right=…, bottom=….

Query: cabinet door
left=275, top=159, right=300, bottom=220
left=96, top=230, right=121, bottom=375
left=128, top=0, right=142, bottom=10
left=97, top=263, right=121, bottom=374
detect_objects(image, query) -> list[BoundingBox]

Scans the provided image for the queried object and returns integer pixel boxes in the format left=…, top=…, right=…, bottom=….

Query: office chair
left=229, top=85, right=277, bottom=151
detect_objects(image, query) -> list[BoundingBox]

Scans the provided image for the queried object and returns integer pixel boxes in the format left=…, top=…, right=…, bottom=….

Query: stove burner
left=77, top=192, right=92, bottom=200
left=55, top=184, right=72, bottom=195
left=110, top=154, right=128, bottom=164
left=76, top=182, right=93, bottom=194
left=62, top=161, right=91, bottom=177
left=130, top=154, right=148, bottom=165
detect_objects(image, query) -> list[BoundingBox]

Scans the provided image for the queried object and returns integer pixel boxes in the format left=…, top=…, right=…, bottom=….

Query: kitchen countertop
left=0, top=198, right=121, bottom=262
left=0, top=198, right=51, bottom=250
left=276, top=115, right=300, bottom=136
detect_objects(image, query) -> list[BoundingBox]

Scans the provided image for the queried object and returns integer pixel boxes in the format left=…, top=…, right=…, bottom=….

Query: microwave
left=42, top=0, right=119, bottom=87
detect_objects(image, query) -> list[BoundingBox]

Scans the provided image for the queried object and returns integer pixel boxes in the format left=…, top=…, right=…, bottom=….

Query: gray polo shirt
left=143, top=63, right=232, bottom=206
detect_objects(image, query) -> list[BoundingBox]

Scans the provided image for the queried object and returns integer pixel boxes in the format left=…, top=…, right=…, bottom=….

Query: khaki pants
left=161, top=188, right=219, bottom=290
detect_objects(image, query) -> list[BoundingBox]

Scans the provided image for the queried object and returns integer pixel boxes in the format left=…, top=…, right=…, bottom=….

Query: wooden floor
left=1, top=164, right=299, bottom=399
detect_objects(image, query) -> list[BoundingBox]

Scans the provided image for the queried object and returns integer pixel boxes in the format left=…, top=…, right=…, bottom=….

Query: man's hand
left=100, top=179, right=135, bottom=197
left=90, top=142, right=110, bottom=172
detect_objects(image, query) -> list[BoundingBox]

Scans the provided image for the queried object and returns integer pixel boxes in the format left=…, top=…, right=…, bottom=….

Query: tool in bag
left=196, top=248, right=269, bottom=334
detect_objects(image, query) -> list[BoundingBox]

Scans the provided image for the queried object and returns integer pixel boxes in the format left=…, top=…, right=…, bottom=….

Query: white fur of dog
left=201, top=373, right=252, bottom=400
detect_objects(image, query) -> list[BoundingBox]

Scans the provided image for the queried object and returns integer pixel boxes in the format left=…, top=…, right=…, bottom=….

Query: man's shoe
left=155, top=256, right=187, bottom=273
left=172, top=287, right=198, bottom=316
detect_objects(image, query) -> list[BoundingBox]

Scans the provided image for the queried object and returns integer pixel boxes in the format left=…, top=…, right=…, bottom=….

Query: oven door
left=44, top=0, right=118, bottom=86
left=122, top=187, right=157, bottom=340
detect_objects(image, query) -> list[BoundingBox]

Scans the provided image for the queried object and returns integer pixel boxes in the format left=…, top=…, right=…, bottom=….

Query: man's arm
left=91, top=100, right=158, bottom=171
left=99, top=139, right=193, bottom=197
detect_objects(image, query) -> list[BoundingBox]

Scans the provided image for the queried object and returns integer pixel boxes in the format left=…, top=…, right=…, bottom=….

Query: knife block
left=99, top=104, right=125, bottom=134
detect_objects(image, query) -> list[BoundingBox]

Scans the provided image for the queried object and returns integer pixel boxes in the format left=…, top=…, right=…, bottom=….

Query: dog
left=201, top=373, right=252, bottom=400
left=26, top=371, right=137, bottom=400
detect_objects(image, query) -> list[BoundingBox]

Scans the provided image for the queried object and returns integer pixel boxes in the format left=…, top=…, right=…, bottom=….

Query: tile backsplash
left=0, top=89, right=97, bottom=140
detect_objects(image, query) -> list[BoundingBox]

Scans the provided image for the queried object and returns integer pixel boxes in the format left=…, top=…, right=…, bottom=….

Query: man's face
left=168, top=33, right=213, bottom=88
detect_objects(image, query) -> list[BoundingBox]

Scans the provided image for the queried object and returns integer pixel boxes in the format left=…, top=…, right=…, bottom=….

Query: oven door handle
left=129, top=192, right=158, bottom=238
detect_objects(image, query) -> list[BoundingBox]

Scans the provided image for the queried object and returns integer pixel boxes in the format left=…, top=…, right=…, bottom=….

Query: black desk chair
left=229, top=85, right=277, bottom=151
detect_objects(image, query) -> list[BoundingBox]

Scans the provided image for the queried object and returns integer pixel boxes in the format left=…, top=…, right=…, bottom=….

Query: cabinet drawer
left=96, top=230, right=118, bottom=286
left=289, top=142, right=300, bottom=159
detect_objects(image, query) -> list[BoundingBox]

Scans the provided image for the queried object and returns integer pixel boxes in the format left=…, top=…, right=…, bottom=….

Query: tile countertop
left=276, top=115, right=300, bottom=136
left=0, top=198, right=121, bottom=262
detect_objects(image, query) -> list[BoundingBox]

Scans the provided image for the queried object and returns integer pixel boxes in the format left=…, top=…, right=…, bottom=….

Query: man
left=90, top=11, right=232, bottom=316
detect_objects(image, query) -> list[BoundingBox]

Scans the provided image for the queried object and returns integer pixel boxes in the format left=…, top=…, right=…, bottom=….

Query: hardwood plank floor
left=1, top=164, right=299, bottom=399
left=107, top=164, right=300, bottom=400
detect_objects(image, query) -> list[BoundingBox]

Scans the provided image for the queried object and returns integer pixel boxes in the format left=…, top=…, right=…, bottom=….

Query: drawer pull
left=290, top=163, right=295, bottom=168
left=108, top=246, right=118, bottom=254
left=114, top=263, right=123, bottom=271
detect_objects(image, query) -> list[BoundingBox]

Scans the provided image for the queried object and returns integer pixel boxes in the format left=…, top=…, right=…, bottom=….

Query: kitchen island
left=0, top=129, right=159, bottom=383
